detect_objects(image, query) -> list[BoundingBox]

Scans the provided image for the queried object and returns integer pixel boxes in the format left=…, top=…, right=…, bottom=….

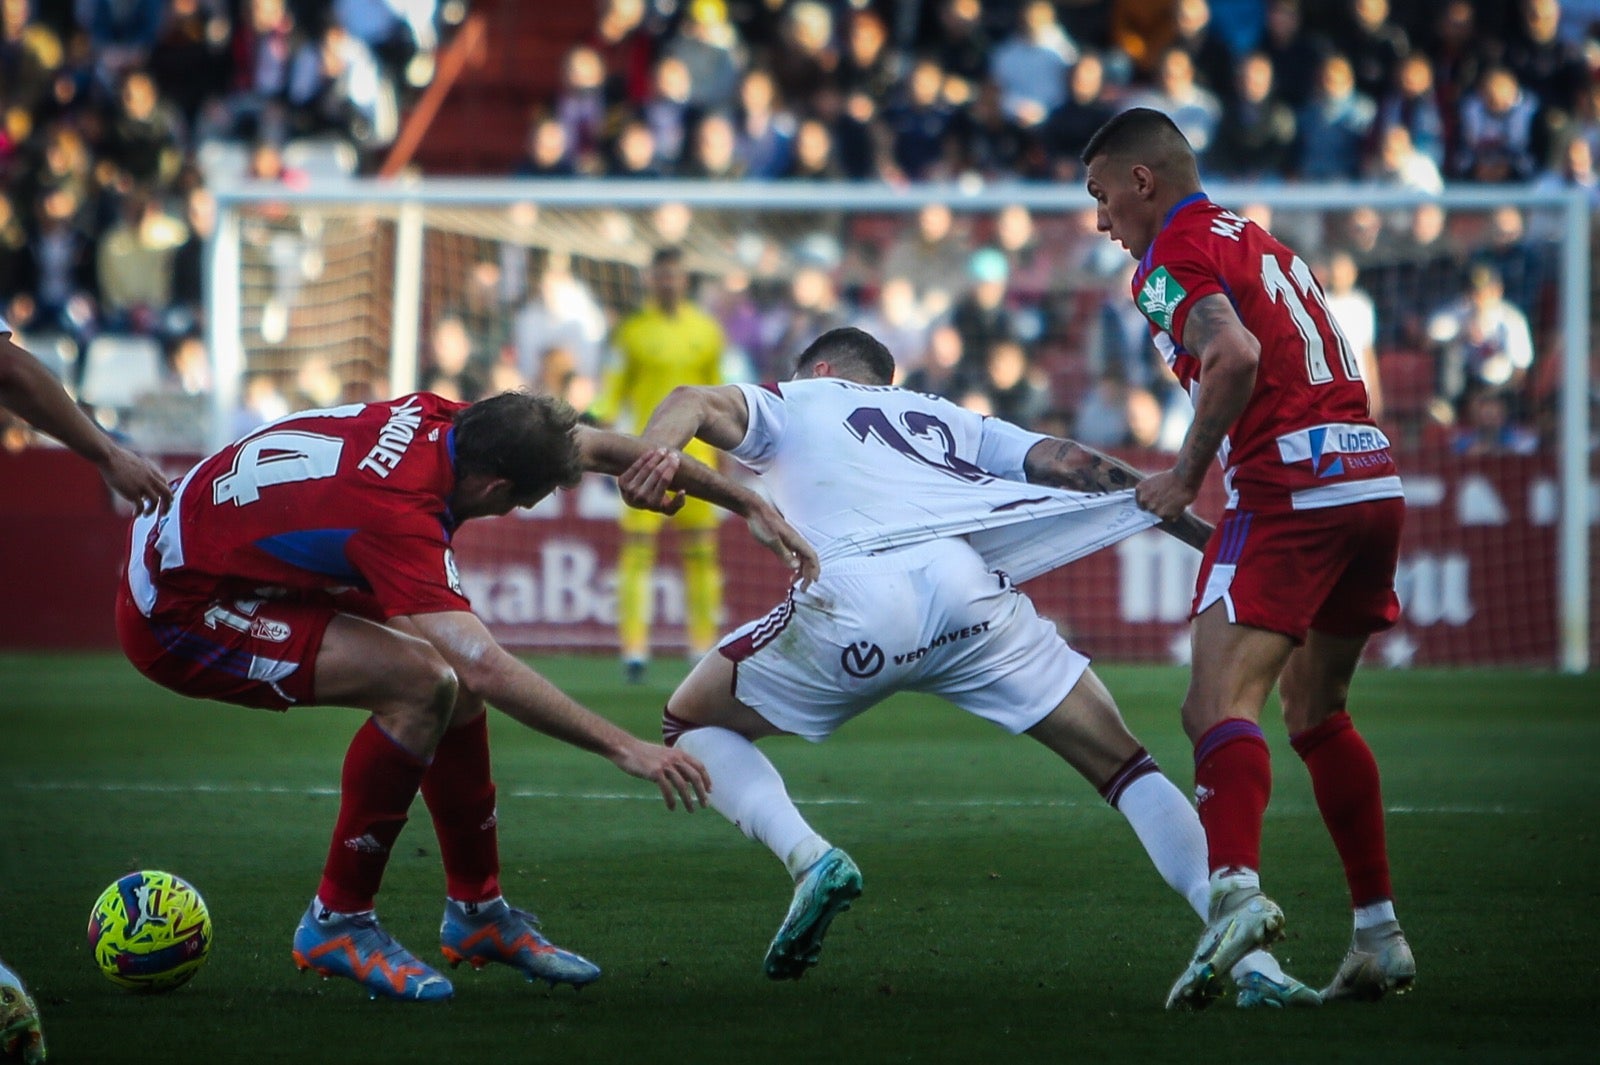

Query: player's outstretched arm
left=0, top=335, right=172, bottom=514
left=403, top=609, right=711, bottom=811
left=1135, top=293, right=1260, bottom=522
left=575, top=422, right=819, bottom=585
left=1022, top=437, right=1213, bottom=551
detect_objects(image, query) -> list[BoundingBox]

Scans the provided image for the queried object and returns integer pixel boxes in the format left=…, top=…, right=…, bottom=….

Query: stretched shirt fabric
left=730, top=378, right=1158, bottom=585
left=1133, top=194, right=1403, bottom=513
left=127, top=393, right=473, bottom=621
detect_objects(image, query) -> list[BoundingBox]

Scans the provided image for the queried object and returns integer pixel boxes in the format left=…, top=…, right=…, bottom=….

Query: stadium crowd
left=1, top=0, right=1597, bottom=456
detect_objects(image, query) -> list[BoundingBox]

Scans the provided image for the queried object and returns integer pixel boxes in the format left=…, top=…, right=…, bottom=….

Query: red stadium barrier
left=2, top=448, right=1590, bottom=667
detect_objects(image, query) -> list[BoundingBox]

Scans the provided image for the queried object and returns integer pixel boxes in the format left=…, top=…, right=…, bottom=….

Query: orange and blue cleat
left=439, top=899, right=601, bottom=988
left=292, top=903, right=454, bottom=1002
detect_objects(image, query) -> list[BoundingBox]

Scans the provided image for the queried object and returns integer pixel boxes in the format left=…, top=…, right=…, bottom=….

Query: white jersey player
left=637, top=327, right=1319, bottom=1006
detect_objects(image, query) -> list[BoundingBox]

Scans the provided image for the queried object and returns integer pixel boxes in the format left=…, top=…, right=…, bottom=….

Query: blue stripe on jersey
left=1217, top=512, right=1253, bottom=565
left=253, top=529, right=362, bottom=581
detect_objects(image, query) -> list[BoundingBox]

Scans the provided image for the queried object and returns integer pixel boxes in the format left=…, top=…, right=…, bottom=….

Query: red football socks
left=421, top=711, right=502, bottom=904
left=1291, top=710, right=1394, bottom=907
left=1193, top=718, right=1272, bottom=874
left=317, top=717, right=429, bottom=913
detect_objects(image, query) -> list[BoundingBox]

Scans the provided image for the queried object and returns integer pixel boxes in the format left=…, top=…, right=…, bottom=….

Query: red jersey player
left=1082, top=109, right=1415, bottom=1009
left=116, top=389, right=818, bottom=1001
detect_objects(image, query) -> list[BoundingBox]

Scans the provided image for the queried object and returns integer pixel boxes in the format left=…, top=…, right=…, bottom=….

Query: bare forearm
left=0, top=343, right=115, bottom=465
left=578, top=424, right=759, bottom=518
left=467, top=648, right=633, bottom=759
left=1024, top=438, right=1213, bottom=548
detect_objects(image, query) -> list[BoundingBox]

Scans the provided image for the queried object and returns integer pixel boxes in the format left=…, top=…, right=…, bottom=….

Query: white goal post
left=204, top=179, right=1592, bottom=672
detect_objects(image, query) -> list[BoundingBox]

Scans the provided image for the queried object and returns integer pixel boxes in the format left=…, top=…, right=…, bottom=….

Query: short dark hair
left=793, top=326, right=896, bottom=384
left=453, top=390, right=583, bottom=502
left=652, top=245, right=684, bottom=267
left=1080, top=107, right=1199, bottom=176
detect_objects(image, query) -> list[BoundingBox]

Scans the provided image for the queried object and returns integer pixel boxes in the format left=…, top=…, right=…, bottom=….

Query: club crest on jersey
left=1137, top=267, right=1185, bottom=332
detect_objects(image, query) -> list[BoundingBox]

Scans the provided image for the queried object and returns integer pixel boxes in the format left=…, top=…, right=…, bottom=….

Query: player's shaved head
left=1080, top=107, right=1201, bottom=187
left=454, top=390, right=583, bottom=503
left=794, top=326, right=895, bottom=385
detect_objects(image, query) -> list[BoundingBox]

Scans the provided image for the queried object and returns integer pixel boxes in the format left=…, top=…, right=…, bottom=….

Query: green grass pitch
left=2, top=653, right=1597, bottom=1064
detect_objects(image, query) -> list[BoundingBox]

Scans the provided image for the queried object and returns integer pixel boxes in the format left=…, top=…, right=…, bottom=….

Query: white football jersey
left=730, top=379, right=1157, bottom=583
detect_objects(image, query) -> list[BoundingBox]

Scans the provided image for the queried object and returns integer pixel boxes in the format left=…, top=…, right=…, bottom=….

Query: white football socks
left=674, top=726, right=830, bottom=880
left=1354, top=900, right=1398, bottom=931
left=1112, top=773, right=1282, bottom=983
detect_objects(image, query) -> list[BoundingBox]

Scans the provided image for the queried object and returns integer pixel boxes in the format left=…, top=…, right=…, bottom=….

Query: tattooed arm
left=1022, top=437, right=1214, bottom=551
left=1134, top=292, right=1260, bottom=523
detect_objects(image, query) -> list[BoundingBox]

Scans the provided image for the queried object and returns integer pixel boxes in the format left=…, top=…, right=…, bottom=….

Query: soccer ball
left=87, top=871, right=212, bottom=992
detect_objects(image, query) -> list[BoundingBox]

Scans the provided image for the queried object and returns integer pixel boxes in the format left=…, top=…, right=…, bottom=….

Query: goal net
left=202, top=182, right=1593, bottom=670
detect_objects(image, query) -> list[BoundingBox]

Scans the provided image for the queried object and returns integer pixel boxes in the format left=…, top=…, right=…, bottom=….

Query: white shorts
left=719, top=538, right=1089, bottom=741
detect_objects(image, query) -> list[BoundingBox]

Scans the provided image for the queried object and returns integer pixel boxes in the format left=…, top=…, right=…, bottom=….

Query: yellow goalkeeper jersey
left=593, top=300, right=725, bottom=465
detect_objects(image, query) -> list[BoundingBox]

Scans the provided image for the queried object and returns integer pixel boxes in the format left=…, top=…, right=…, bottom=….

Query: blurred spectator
left=882, top=203, right=970, bottom=321
left=1092, top=259, right=1163, bottom=389
left=1, top=0, right=62, bottom=117
left=11, top=124, right=95, bottom=229
left=1072, top=369, right=1136, bottom=447
left=810, top=84, right=877, bottom=180
left=1132, top=47, right=1224, bottom=159
left=1295, top=53, right=1376, bottom=180
left=936, top=0, right=993, bottom=88
left=763, top=1, right=836, bottom=108
left=1172, top=0, right=1240, bottom=103
left=949, top=76, right=1026, bottom=181
left=423, top=313, right=486, bottom=402
left=450, top=258, right=512, bottom=367
left=1370, top=201, right=1465, bottom=349
left=1451, top=385, right=1539, bottom=454
left=992, top=204, right=1057, bottom=299
left=556, top=45, right=607, bottom=174
left=215, top=0, right=300, bottom=145
left=1366, top=124, right=1444, bottom=202
left=1334, top=204, right=1385, bottom=265
left=990, top=0, right=1078, bottom=127
left=838, top=8, right=901, bottom=101
left=1376, top=52, right=1446, bottom=167
left=1505, top=0, right=1590, bottom=160
left=881, top=55, right=957, bottom=183
left=230, top=370, right=289, bottom=438
left=96, top=190, right=187, bottom=335
left=1209, top=52, right=1297, bottom=180
left=902, top=321, right=972, bottom=398
left=590, top=0, right=653, bottom=109
left=147, top=0, right=231, bottom=131
left=1429, top=1, right=1494, bottom=155
left=334, top=0, right=426, bottom=89
left=1429, top=263, right=1535, bottom=413
left=734, top=67, right=795, bottom=179
left=643, top=56, right=696, bottom=171
left=1452, top=67, right=1540, bottom=182
left=1261, top=0, right=1333, bottom=110
left=1039, top=51, right=1118, bottom=180
left=1475, top=205, right=1551, bottom=321
left=168, top=185, right=214, bottom=330
left=287, top=19, right=396, bottom=149
left=982, top=337, right=1052, bottom=429
left=83, top=0, right=164, bottom=89
left=1110, top=0, right=1176, bottom=80
left=1318, top=249, right=1384, bottom=419
left=951, top=248, right=1022, bottom=377
left=512, top=253, right=606, bottom=403
left=770, top=262, right=845, bottom=379
left=166, top=332, right=210, bottom=395
left=15, top=187, right=97, bottom=343
left=1334, top=0, right=1409, bottom=103
left=607, top=116, right=661, bottom=178
left=850, top=275, right=930, bottom=375
left=665, top=0, right=741, bottom=113
left=678, top=111, right=742, bottom=179
left=0, top=190, right=26, bottom=295
left=103, top=68, right=183, bottom=188
left=1531, top=136, right=1600, bottom=238
left=515, top=115, right=576, bottom=177
left=787, top=116, right=840, bottom=180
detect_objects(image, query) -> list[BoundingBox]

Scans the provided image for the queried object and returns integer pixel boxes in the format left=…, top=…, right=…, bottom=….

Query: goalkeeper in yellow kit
left=592, top=247, right=727, bottom=682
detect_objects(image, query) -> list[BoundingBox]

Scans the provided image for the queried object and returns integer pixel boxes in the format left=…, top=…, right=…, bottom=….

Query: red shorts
left=1191, top=498, right=1404, bottom=643
left=116, top=580, right=357, bottom=711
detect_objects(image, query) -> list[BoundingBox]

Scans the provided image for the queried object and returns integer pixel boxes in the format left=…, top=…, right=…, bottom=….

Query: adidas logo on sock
left=343, top=833, right=387, bottom=854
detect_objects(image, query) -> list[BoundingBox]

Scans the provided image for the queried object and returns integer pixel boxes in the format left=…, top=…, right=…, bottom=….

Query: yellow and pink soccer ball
left=87, top=871, right=212, bottom=992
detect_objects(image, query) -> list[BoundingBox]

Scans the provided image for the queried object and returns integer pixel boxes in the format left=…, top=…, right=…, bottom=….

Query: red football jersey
left=1133, top=195, right=1402, bottom=512
left=128, top=394, right=473, bottom=620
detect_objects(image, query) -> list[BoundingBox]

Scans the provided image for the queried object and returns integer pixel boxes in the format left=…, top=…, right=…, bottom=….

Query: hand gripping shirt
left=126, top=394, right=474, bottom=620
left=730, top=378, right=1157, bottom=584
left=1133, top=194, right=1403, bottom=512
